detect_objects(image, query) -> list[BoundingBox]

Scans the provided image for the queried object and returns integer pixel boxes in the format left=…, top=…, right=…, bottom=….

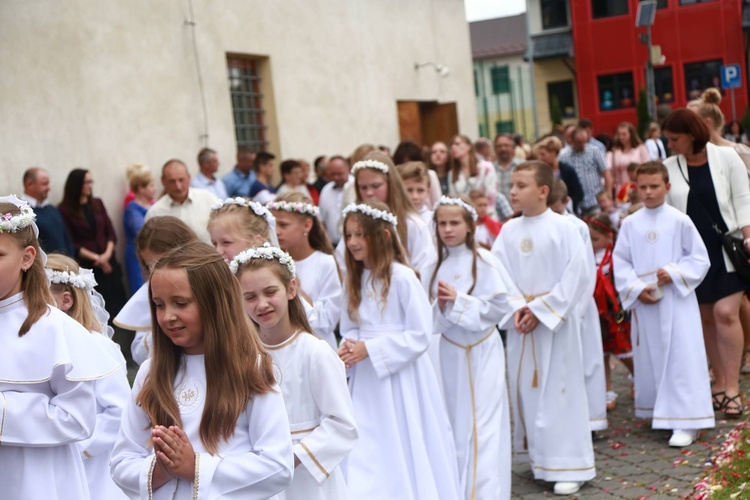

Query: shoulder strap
left=676, top=158, right=723, bottom=236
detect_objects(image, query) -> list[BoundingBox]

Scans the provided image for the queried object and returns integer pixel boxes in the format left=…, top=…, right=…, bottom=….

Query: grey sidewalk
left=511, top=361, right=747, bottom=498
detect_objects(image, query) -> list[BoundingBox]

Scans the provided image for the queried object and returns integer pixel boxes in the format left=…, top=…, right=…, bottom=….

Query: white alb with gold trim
left=263, top=330, right=357, bottom=500
left=0, top=292, right=122, bottom=500
left=613, top=203, right=714, bottom=430
left=111, top=354, right=294, bottom=499
left=491, top=209, right=596, bottom=483
left=429, top=245, right=513, bottom=499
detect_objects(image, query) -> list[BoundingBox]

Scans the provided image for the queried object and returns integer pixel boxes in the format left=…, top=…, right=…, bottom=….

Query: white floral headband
left=46, top=267, right=98, bottom=291
left=266, top=200, right=319, bottom=218
left=212, top=197, right=274, bottom=223
left=211, top=197, right=279, bottom=247
left=342, top=203, right=398, bottom=227
left=351, top=159, right=389, bottom=176
left=0, top=195, right=37, bottom=234
left=434, top=196, right=478, bottom=222
left=229, top=242, right=296, bottom=278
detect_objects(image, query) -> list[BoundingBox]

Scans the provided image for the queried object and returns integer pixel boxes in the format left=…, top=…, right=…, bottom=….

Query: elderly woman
left=663, top=109, right=750, bottom=418
left=122, top=164, right=155, bottom=294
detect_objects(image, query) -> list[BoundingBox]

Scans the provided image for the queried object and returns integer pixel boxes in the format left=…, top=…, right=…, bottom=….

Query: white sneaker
left=669, top=429, right=697, bottom=447
left=553, top=481, right=584, bottom=495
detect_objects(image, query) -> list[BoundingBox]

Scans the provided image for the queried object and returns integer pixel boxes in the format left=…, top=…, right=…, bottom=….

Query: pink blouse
left=606, top=145, right=650, bottom=191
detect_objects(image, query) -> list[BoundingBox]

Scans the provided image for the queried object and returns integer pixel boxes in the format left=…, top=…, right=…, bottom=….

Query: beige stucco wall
left=533, top=58, right=578, bottom=135
left=0, top=0, right=475, bottom=253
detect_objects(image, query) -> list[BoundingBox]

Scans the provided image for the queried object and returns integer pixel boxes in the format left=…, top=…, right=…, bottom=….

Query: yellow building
left=527, top=0, right=578, bottom=135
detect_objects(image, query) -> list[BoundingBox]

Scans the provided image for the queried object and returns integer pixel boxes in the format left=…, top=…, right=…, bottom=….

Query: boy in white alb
left=613, top=161, right=714, bottom=447
left=548, top=180, right=608, bottom=433
left=399, top=161, right=435, bottom=227
left=491, top=161, right=595, bottom=496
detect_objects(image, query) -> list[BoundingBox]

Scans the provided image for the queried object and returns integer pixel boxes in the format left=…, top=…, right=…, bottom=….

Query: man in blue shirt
left=21, top=167, right=75, bottom=256
left=223, top=145, right=257, bottom=198
left=249, top=152, right=278, bottom=200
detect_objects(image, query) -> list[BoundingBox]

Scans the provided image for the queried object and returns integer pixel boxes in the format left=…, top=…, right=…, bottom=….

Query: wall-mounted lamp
left=414, top=61, right=450, bottom=77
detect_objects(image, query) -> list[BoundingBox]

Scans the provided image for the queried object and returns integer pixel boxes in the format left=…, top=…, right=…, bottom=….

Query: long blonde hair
left=343, top=201, right=411, bottom=321
left=0, top=202, right=55, bottom=335
left=46, top=253, right=101, bottom=333
left=138, top=241, right=275, bottom=455
left=697, top=88, right=725, bottom=132
left=354, top=151, right=416, bottom=257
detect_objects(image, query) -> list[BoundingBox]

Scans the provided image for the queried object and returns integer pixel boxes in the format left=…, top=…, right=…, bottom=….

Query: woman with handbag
left=663, top=109, right=750, bottom=418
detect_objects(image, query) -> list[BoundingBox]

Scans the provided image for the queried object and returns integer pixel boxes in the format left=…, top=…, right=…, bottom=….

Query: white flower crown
left=434, top=196, right=478, bottom=222
left=351, top=159, right=389, bottom=176
left=342, top=203, right=398, bottom=227
left=0, top=197, right=36, bottom=233
left=229, top=242, right=296, bottom=278
left=46, top=267, right=98, bottom=291
left=211, top=197, right=275, bottom=224
left=266, top=200, right=319, bottom=218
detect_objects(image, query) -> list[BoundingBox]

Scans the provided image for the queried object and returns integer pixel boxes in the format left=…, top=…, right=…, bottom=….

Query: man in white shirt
left=190, top=148, right=228, bottom=200
left=318, top=155, right=351, bottom=245
left=146, top=159, right=219, bottom=243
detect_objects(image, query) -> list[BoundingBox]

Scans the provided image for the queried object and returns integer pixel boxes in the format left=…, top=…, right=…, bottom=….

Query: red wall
left=570, top=0, right=746, bottom=136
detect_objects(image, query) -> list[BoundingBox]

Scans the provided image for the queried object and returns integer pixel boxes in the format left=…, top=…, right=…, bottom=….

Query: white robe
left=263, top=331, right=357, bottom=500
left=563, top=212, right=608, bottom=432
left=336, top=212, right=438, bottom=285
left=613, top=203, right=715, bottom=430
left=0, top=293, right=122, bottom=500
left=113, top=282, right=152, bottom=365
left=430, top=245, right=512, bottom=500
left=111, top=355, right=294, bottom=499
left=491, top=209, right=596, bottom=482
left=295, top=251, right=342, bottom=350
left=341, top=263, right=460, bottom=499
left=80, top=332, right=131, bottom=500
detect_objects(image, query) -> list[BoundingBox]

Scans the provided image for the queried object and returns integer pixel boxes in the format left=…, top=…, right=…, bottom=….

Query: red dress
left=594, top=244, right=633, bottom=358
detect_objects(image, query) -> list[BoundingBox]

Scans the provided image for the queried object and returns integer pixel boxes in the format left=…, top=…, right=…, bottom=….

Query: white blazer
left=665, top=142, right=750, bottom=272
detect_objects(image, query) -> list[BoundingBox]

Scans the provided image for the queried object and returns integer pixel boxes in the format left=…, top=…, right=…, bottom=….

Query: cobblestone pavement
left=511, top=360, right=749, bottom=498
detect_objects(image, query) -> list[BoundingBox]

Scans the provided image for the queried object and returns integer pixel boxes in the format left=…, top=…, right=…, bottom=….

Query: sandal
left=723, top=393, right=744, bottom=419
left=712, top=391, right=726, bottom=411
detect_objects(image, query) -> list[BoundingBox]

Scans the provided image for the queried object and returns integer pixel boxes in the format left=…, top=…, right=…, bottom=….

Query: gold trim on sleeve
left=147, top=455, right=156, bottom=500
left=0, top=392, right=6, bottom=445
left=299, top=441, right=329, bottom=478
left=83, top=450, right=92, bottom=459
left=112, top=318, right=151, bottom=331
left=193, top=452, right=200, bottom=500
left=538, top=297, right=564, bottom=321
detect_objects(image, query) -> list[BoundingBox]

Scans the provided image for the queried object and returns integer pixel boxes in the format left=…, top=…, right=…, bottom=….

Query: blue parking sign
left=721, top=64, right=742, bottom=89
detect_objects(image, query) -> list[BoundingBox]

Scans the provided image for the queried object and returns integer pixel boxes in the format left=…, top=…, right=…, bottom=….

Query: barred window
left=227, top=56, right=267, bottom=151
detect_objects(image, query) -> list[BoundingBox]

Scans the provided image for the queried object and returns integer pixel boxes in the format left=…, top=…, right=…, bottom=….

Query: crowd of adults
left=19, top=87, right=750, bottom=413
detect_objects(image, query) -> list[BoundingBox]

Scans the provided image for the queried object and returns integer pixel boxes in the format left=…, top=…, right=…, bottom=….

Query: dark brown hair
left=613, top=122, right=643, bottom=150
left=514, top=161, right=555, bottom=195
left=662, top=109, right=711, bottom=154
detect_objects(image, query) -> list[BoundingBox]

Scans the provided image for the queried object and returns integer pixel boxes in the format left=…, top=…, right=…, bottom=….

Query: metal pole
left=731, top=88, right=737, bottom=121
left=646, top=25, right=656, bottom=120
left=524, top=0, right=539, bottom=140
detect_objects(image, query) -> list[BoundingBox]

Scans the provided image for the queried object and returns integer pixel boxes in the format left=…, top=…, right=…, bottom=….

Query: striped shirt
left=558, top=144, right=608, bottom=211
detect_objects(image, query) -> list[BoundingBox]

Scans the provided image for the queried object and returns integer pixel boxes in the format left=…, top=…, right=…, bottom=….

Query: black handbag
left=677, top=158, right=750, bottom=283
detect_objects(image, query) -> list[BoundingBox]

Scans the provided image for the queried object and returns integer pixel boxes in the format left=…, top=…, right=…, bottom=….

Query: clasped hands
left=514, top=306, right=539, bottom=334
left=151, top=425, right=195, bottom=486
left=338, top=338, right=368, bottom=368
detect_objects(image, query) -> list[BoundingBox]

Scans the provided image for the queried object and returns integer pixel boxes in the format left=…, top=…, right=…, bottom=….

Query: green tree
left=636, top=89, right=651, bottom=139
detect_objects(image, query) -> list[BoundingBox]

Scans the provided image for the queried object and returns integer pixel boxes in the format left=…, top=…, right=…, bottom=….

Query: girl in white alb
left=233, top=243, right=357, bottom=499
left=46, top=253, right=131, bottom=500
left=335, top=151, right=436, bottom=281
left=269, top=193, right=342, bottom=349
left=338, top=201, right=460, bottom=500
left=111, top=241, right=293, bottom=499
left=428, top=196, right=513, bottom=500
left=114, top=216, right=200, bottom=365
left=0, top=196, right=122, bottom=500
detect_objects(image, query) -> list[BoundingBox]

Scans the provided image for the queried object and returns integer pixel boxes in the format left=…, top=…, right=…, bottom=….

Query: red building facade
left=570, top=0, right=746, bottom=135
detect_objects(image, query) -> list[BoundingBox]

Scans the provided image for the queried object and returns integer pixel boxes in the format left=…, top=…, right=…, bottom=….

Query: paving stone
left=510, top=361, right=750, bottom=497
